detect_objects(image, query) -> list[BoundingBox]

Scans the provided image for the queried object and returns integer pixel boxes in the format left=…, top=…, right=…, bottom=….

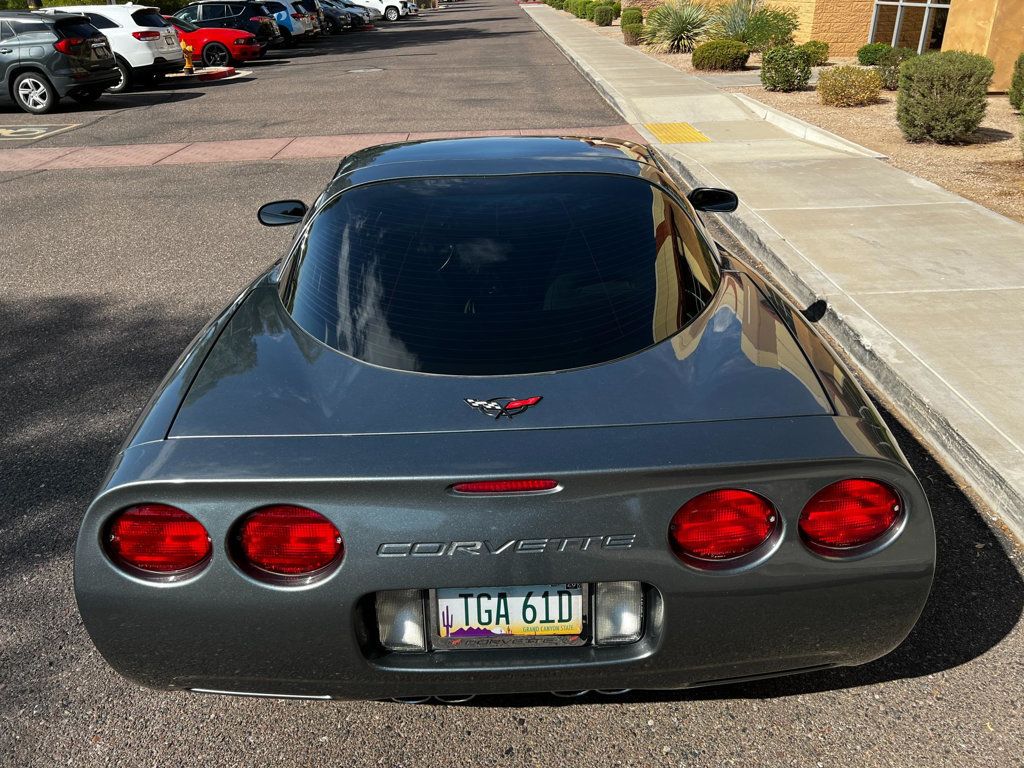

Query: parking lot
left=1, top=0, right=1023, bottom=765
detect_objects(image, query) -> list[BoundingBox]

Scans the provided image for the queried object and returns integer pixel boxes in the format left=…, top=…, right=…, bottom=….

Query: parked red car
left=164, top=16, right=261, bottom=67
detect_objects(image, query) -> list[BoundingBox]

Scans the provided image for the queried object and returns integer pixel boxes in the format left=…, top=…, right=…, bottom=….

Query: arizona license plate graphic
left=436, top=584, right=583, bottom=638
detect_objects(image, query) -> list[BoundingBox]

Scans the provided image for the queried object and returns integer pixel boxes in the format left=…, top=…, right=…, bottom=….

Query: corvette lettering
left=465, top=396, right=542, bottom=419
left=377, top=534, right=637, bottom=557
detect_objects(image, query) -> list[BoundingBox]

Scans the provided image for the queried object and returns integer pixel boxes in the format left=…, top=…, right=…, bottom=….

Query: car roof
left=2, top=9, right=90, bottom=22
left=324, top=136, right=662, bottom=198
left=41, top=4, right=159, bottom=14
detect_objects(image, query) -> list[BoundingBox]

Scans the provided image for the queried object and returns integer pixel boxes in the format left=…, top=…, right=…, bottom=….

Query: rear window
left=55, top=18, right=103, bottom=38
left=264, top=1, right=286, bottom=11
left=282, top=174, right=720, bottom=376
left=85, top=12, right=117, bottom=29
left=131, top=9, right=169, bottom=27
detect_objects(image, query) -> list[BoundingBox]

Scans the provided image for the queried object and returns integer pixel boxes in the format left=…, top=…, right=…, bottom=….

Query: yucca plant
left=643, top=0, right=713, bottom=54
left=708, top=0, right=761, bottom=43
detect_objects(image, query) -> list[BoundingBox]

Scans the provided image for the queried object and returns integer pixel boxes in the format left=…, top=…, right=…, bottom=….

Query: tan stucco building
left=778, top=0, right=1023, bottom=90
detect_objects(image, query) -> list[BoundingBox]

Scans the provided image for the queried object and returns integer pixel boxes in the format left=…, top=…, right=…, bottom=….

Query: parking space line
left=0, top=125, right=646, bottom=172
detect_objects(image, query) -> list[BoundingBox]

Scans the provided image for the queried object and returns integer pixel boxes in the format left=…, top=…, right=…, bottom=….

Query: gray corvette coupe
left=77, top=136, right=935, bottom=701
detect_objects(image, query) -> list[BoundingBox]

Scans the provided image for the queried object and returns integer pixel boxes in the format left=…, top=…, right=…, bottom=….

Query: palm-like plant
left=643, top=0, right=713, bottom=53
left=708, top=0, right=762, bottom=43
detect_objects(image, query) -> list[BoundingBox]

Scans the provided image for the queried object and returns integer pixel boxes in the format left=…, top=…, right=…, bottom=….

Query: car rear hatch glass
left=53, top=17, right=112, bottom=67
left=281, top=174, right=722, bottom=376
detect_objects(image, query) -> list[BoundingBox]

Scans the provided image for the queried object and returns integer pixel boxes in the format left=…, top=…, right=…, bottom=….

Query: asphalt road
left=0, top=0, right=619, bottom=146
left=1, top=1, right=1023, bottom=766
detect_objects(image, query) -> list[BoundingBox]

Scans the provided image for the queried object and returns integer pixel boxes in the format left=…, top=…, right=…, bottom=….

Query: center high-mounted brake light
left=132, top=30, right=161, bottom=40
left=451, top=479, right=559, bottom=494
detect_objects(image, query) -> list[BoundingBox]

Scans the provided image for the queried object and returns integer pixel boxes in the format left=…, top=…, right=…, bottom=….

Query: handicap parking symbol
left=0, top=124, right=78, bottom=140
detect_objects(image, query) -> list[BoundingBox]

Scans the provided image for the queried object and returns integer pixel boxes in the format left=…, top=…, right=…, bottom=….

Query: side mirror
left=687, top=187, right=739, bottom=213
left=258, top=200, right=307, bottom=226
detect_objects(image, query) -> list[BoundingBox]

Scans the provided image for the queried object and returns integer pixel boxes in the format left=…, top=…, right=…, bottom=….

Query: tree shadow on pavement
left=0, top=295, right=207, bottom=583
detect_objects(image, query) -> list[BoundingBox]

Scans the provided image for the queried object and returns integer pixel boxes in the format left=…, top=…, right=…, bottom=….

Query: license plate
left=436, top=583, right=584, bottom=640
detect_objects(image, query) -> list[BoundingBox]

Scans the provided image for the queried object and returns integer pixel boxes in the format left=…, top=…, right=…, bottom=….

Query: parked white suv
left=347, top=0, right=404, bottom=22
left=39, top=3, right=183, bottom=92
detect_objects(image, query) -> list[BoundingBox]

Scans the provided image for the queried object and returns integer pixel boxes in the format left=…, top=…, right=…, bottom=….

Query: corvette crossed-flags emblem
left=464, top=396, right=543, bottom=419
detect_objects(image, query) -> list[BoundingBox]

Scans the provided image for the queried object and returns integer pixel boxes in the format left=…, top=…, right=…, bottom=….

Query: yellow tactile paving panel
left=644, top=122, right=711, bottom=144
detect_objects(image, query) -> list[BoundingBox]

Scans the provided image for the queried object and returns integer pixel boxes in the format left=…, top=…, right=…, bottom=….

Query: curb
left=732, top=92, right=887, bottom=159
left=525, top=6, right=1024, bottom=542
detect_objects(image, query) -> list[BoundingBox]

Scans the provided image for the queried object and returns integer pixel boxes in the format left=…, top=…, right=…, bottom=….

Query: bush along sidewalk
left=817, top=65, right=882, bottom=107
left=1010, top=53, right=1024, bottom=112
left=760, top=45, right=811, bottom=92
left=692, top=39, right=750, bottom=71
left=642, top=0, right=712, bottom=54
left=797, top=39, right=829, bottom=67
left=622, top=21, right=644, bottom=45
left=897, top=51, right=994, bottom=143
left=857, top=42, right=892, bottom=66
left=876, top=46, right=917, bottom=91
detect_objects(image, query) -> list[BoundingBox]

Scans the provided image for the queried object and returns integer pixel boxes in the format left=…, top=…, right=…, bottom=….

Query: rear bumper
left=76, top=436, right=935, bottom=700
left=54, top=68, right=120, bottom=96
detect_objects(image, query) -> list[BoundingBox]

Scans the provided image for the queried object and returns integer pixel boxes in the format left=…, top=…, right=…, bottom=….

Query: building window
left=869, top=1, right=951, bottom=53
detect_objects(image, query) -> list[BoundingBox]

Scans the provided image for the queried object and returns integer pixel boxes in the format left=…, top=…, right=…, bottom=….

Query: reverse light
left=132, top=30, right=161, bottom=40
left=451, top=479, right=558, bottom=494
left=53, top=37, right=84, bottom=54
left=800, top=479, right=901, bottom=552
left=236, top=505, right=343, bottom=578
left=375, top=589, right=426, bottom=651
left=594, top=581, right=643, bottom=645
left=669, top=489, right=777, bottom=562
left=106, top=504, right=211, bottom=574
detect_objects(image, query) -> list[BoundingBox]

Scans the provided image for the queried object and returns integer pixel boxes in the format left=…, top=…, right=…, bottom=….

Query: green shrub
left=708, top=0, right=757, bottom=43
left=612, top=2, right=621, bottom=18
left=642, top=0, right=712, bottom=54
left=797, top=40, right=829, bottom=67
left=857, top=42, right=892, bottom=66
left=875, top=46, right=916, bottom=91
left=897, top=51, right=995, bottom=143
left=744, top=7, right=798, bottom=52
left=760, top=45, right=812, bottom=92
left=1009, top=52, right=1024, bottom=112
left=622, top=21, right=644, bottom=45
left=817, top=65, right=882, bottom=106
left=691, top=39, right=750, bottom=71
left=584, top=1, right=596, bottom=20
left=620, top=6, right=642, bottom=25
left=594, top=5, right=613, bottom=25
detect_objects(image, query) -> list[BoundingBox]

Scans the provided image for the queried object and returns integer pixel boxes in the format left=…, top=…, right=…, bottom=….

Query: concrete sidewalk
left=525, top=5, right=1024, bottom=540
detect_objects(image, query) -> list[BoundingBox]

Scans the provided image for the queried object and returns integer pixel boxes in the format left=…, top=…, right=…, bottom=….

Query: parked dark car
left=173, top=1, right=283, bottom=51
left=322, top=0, right=369, bottom=28
left=74, top=137, right=935, bottom=702
left=0, top=11, right=117, bottom=113
left=314, top=0, right=352, bottom=33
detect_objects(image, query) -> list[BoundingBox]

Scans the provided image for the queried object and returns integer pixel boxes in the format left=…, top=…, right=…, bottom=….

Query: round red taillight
left=237, top=505, right=343, bottom=577
left=799, top=479, right=902, bottom=551
left=106, top=504, right=211, bottom=574
left=669, top=489, right=777, bottom=562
